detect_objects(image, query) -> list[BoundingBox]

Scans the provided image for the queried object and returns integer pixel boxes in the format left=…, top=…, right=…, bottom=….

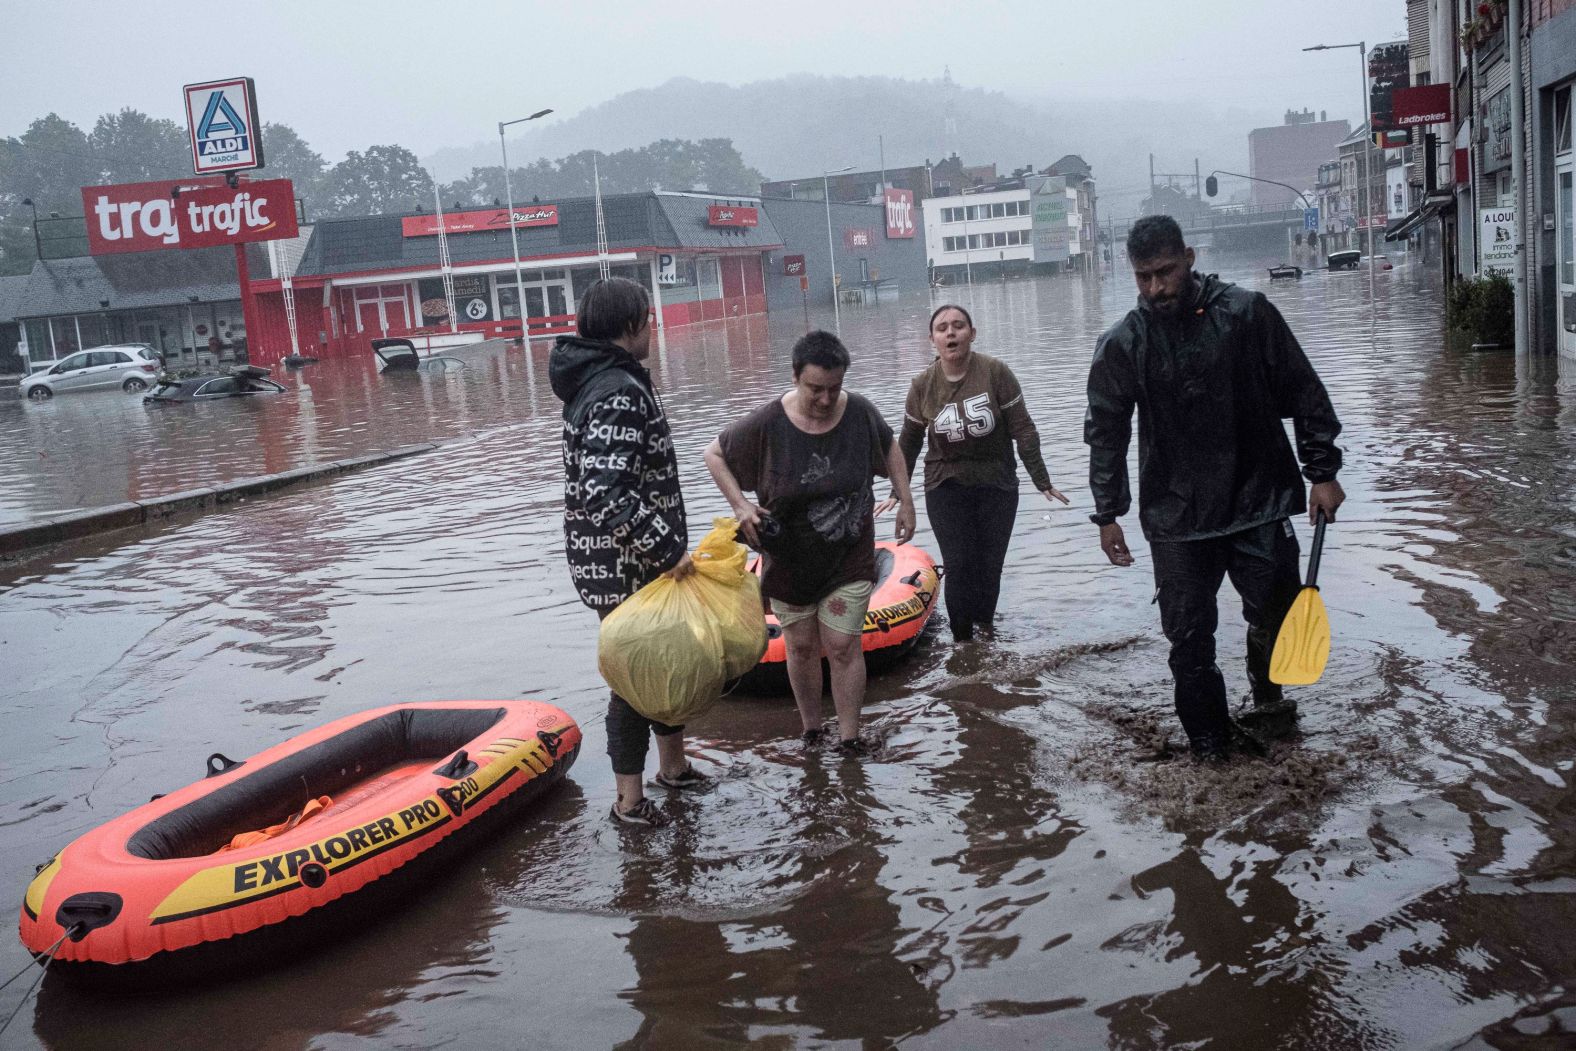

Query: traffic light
left=1205, top=175, right=1218, bottom=197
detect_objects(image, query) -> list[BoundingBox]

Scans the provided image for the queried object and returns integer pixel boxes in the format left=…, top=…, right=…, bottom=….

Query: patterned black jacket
left=549, top=335, right=687, bottom=612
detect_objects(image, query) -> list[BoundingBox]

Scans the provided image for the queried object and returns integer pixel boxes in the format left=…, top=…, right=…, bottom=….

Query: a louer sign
left=81, top=178, right=299, bottom=255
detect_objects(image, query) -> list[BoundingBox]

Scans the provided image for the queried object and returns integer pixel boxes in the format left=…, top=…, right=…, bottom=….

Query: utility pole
left=1194, top=158, right=1202, bottom=202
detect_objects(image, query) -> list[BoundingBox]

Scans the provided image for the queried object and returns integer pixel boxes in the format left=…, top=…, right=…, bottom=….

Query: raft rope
left=0, top=923, right=83, bottom=1040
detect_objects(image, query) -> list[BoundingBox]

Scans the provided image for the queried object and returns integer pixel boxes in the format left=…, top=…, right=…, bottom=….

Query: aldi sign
left=184, top=77, right=264, bottom=175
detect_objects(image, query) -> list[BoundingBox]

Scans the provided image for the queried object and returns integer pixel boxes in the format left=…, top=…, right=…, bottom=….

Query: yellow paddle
left=1270, top=510, right=1330, bottom=686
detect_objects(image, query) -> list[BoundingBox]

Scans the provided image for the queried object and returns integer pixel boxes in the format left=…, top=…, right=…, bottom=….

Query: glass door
left=1559, top=167, right=1573, bottom=356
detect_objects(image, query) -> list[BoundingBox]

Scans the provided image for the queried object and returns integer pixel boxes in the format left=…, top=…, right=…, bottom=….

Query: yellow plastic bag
left=598, top=518, right=768, bottom=724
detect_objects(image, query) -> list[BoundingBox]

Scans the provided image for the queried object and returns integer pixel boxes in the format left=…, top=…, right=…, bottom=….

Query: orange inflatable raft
left=19, top=700, right=580, bottom=985
left=736, top=541, right=942, bottom=693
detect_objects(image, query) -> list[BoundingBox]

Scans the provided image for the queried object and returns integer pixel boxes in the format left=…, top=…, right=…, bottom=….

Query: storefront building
left=757, top=196, right=927, bottom=309
left=246, top=191, right=782, bottom=365
left=1530, top=1, right=1576, bottom=357
left=9, top=243, right=285, bottom=372
left=921, top=169, right=1094, bottom=282
left=0, top=276, right=25, bottom=377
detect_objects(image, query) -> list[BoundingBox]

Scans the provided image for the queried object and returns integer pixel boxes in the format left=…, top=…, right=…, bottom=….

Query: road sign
left=1304, top=208, right=1320, bottom=231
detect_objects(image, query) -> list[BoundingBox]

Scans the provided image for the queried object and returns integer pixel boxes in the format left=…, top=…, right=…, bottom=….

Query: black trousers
left=926, top=481, right=1020, bottom=640
left=1149, top=519, right=1303, bottom=746
left=605, top=693, right=683, bottom=776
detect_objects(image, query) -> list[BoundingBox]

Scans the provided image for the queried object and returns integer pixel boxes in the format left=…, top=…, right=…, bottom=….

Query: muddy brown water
left=2, top=259, right=1575, bottom=1049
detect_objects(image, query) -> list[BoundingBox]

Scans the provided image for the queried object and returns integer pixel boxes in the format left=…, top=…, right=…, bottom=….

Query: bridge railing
left=1112, top=207, right=1309, bottom=240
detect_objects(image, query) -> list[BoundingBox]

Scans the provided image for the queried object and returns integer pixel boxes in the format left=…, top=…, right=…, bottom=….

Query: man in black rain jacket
left=551, top=277, right=703, bottom=828
left=1085, top=216, right=1345, bottom=761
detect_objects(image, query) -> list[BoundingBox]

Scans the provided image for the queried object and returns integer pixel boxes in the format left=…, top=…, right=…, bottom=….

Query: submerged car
left=144, top=365, right=285, bottom=403
left=19, top=344, right=162, bottom=400
left=372, top=337, right=464, bottom=373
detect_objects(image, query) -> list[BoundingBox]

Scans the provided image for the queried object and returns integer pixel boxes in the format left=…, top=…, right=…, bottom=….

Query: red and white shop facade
left=243, top=192, right=782, bottom=366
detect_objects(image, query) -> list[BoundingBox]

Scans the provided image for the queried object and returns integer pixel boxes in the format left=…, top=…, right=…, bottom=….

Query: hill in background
left=423, top=75, right=1283, bottom=217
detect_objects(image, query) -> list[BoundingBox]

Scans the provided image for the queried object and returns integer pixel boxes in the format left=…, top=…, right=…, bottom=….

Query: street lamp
left=20, top=198, right=41, bottom=260
left=498, top=108, right=554, bottom=343
left=1303, top=42, right=1376, bottom=307
left=1204, top=170, right=1312, bottom=211
left=823, top=165, right=854, bottom=332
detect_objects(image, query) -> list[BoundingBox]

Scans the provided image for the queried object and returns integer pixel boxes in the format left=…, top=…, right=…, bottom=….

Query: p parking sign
left=1304, top=208, right=1320, bottom=232
left=184, top=77, right=264, bottom=175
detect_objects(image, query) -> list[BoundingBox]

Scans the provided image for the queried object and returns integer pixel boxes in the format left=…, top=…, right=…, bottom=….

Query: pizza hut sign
left=402, top=205, right=558, bottom=237
left=81, top=178, right=299, bottom=255
left=782, top=254, right=806, bottom=276
left=707, top=205, right=759, bottom=228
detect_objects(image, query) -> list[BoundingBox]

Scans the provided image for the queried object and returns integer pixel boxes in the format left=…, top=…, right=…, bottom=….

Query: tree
left=0, top=114, right=96, bottom=274
left=89, top=109, right=189, bottom=184
left=322, top=145, right=432, bottom=217
left=260, top=123, right=328, bottom=215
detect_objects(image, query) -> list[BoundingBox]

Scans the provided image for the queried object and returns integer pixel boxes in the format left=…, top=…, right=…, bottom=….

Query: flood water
left=3, top=258, right=1575, bottom=1049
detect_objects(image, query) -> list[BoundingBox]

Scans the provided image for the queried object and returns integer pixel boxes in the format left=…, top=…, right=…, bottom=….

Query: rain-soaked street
left=2, top=257, right=1575, bottom=1049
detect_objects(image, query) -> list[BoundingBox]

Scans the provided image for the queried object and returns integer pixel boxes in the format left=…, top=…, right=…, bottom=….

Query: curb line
left=1, top=442, right=440, bottom=559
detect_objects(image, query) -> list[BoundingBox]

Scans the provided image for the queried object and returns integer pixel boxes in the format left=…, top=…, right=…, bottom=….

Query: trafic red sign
left=707, top=206, right=759, bottom=228
left=401, top=205, right=558, bottom=237
left=884, top=188, right=915, bottom=238
left=81, top=178, right=299, bottom=255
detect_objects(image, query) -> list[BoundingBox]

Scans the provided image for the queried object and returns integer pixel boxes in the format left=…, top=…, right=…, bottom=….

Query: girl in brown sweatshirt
left=897, top=304, right=1069, bottom=640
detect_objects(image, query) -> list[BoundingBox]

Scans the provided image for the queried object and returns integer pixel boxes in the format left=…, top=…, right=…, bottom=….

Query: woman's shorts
left=769, top=579, right=874, bottom=637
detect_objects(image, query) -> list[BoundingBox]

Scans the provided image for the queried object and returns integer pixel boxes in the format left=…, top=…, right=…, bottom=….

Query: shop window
left=697, top=257, right=722, bottom=300
left=50, top=318, right=79, bottom=358
left=77, top=314, right=110, bottom=349
left=497, top=281, right=523, bottom=320
left=1556, top=86, right=1571, bottom=155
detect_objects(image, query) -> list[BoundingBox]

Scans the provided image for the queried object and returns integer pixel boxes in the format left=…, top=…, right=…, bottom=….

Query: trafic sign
left=1304, top=208, right=1320, bottom=231
left=81, top=177, right=299, bottom=255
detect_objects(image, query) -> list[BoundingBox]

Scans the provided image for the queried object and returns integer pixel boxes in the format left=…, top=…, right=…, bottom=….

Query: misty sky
left=3, top=0, right=1407, bottom=161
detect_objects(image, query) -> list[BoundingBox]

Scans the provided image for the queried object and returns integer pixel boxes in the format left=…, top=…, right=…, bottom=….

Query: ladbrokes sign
left=81, top=178, right=299, bottom=255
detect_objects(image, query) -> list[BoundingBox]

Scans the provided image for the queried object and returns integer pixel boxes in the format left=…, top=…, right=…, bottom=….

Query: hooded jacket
left=550, top=334, right=687, bottom=612
left=1084, top=273, right=1342, bottom=542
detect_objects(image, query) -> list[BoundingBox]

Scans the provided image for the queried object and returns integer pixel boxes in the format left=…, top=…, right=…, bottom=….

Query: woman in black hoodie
left=550, top=277, right=702, bottom=829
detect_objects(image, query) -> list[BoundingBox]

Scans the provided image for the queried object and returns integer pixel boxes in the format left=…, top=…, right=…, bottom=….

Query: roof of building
left=15, top=245, right=269, bottom=319
left=0, top=274, right=28, bottom=323
left=293, top=191, right=782, bottom=279
left=1045, top=154, right=1092, bottom=178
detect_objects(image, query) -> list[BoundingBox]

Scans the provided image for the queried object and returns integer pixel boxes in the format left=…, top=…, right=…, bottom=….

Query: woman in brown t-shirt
left=705, top=331, right=916, bottom=754
left=898, top=305, right=1069, bottom=641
